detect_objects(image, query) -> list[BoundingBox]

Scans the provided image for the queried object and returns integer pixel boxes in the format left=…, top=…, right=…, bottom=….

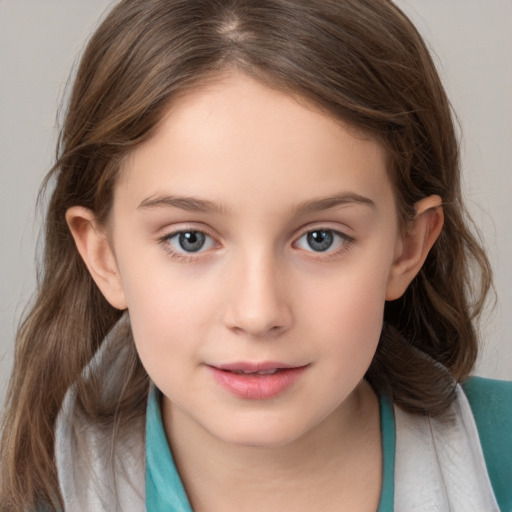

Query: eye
left=295, top=229, right=351, bottom=253
left=164, top=230, right=216, bottom=254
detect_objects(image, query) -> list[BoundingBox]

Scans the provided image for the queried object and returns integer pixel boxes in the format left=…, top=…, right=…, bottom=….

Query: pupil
left=179, top=231, right=205, bottom=252
left=307, top=230, right=333, bottom=252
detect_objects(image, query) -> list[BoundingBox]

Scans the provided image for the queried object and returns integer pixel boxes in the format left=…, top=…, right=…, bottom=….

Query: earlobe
left=386, top=195, right=444, bottom=301
left=66, top=206, right=127, bottom=310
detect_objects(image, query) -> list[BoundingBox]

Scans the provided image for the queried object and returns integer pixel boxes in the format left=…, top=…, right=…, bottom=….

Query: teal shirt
left=463, top=377, right=512, bottom=512
left=146, top=377, right=512, bottom=511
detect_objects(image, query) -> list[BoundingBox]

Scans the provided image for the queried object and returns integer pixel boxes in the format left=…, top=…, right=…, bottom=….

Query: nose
left=222, top=250, right=293, bottom=338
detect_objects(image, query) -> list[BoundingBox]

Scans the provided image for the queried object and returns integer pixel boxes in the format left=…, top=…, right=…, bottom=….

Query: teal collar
left=378, top=393, right=395, bottom=511
left=145, top=386, right=193, bottom=511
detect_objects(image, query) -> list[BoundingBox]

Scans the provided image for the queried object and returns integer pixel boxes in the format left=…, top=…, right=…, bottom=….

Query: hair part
left=0, top=0, right=492, bottom=509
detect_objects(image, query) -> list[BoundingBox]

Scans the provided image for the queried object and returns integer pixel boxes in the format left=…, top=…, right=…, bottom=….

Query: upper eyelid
left=159, top=224, right=216, bottom=240
left=292, top=222, right=353, bottom=241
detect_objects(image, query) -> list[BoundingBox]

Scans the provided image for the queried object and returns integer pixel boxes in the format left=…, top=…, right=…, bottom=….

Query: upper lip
left=212, top=362, right=307, bottom=372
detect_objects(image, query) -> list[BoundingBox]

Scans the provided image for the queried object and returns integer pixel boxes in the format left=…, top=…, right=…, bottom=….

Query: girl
left=1, top=0, right=510, bottom=511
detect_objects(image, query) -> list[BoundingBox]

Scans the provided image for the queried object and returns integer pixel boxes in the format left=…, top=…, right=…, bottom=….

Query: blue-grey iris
left=307, top=230, right=334, bottom=252
left=179, top=231, right=206, bottom=252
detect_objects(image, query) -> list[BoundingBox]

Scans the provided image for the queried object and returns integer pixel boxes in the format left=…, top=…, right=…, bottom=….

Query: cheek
left=312, top=286, right=385, bottom=356
left=309, top=294, right=384, bottom=399
left=300, top=250, right=393, bottom=361
left=114, top=253, right=220, bottom=371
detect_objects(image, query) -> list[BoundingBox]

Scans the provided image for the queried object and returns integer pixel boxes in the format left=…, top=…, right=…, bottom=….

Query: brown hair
left=0, top=0, right=492, bottom=509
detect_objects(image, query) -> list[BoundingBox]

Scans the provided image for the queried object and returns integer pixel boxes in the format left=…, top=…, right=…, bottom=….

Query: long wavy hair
left=0, top=0, right=492, bottom=509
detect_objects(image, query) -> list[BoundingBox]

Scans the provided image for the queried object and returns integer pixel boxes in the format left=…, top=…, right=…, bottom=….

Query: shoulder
left=462, top=376, right=512, bottom=512
left=463, top=376, right=512, bottom=432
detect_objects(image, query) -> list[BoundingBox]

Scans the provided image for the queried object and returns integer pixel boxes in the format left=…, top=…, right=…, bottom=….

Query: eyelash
left=158, top=227, right=355, bottom=262
left=293, top=229, right=355, bottom=260
left=158, top=228, right=217, bottom=263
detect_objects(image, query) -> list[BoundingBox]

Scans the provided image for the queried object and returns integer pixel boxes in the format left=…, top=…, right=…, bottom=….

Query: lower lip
left=208, top=366, right=308, bottom=400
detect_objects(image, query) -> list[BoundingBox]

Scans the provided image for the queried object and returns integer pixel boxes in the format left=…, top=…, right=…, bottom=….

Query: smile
left=207, top=363, right=309, bottom=400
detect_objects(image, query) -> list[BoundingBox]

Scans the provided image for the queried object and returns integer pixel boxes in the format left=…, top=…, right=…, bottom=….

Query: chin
left=209, top=418, right=310, bottom=449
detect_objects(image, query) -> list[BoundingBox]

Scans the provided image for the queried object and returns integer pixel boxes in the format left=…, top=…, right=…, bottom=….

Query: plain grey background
left=1, top=0, right=511, bottom=409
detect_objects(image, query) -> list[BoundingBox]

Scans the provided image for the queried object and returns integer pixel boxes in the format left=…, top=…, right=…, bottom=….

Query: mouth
left=207, top=362, right=309, bottom=399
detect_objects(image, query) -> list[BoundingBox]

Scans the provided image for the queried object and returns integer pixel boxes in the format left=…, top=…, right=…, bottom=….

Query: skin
left=67, top=72, right=443, bottom=511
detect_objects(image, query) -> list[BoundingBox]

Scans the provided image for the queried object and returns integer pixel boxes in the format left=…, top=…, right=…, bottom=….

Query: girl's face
left=95, top=73, right=412, bottom=447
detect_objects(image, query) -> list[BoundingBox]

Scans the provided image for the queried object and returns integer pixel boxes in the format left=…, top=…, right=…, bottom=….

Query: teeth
left=257, top=369, right=278, bottom=375
left=233, top=369, right=278, bottom=375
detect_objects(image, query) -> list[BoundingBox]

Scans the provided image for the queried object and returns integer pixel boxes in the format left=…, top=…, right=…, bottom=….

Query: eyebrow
left=138, top=194, right=226, bottom=214
left=295, top=192, right=376, bottom=215
left=137, top=191, right=375, bottom=215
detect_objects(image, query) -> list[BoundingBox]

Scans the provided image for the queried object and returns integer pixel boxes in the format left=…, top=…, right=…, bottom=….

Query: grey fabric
left=394, top=385, right=500, bottom=511
left=55, top=315, right=146, bottom=512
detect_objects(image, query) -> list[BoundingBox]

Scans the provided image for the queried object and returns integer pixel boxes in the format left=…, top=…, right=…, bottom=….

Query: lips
left=207, top=362, right=308, bottom=400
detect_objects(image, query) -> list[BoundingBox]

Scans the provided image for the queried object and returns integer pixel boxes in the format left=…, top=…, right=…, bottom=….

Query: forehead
left=117, top=72, right=394, bottom=218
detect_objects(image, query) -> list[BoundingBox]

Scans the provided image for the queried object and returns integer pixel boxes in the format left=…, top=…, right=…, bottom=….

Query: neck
left=163, top=380, right=382, bottom=512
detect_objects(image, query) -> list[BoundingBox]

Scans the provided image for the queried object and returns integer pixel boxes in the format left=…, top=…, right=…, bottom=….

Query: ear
left=386, top=195, right=444, bottom=301
left=66, top=206, right=127, bottom=310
